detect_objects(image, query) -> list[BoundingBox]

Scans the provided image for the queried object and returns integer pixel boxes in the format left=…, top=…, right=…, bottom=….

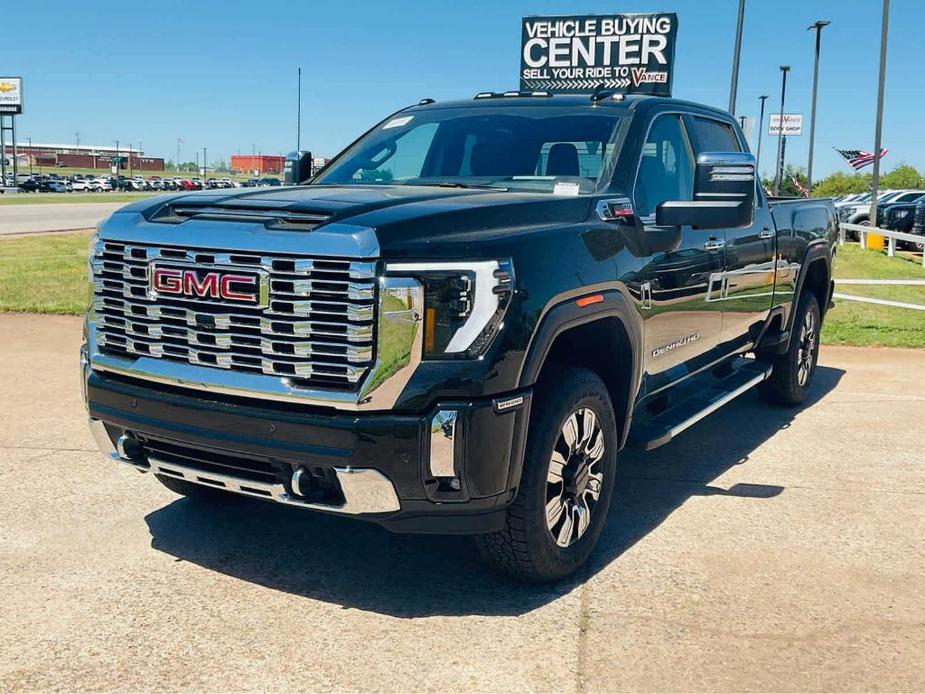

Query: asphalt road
left=0, top=202, right=127, bottom=235
left=1, top=313, right=923, bottom=691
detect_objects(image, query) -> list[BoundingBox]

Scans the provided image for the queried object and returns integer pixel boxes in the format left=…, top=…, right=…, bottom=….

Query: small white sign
left=0, top=77, right=23, bottom=114
left=769, top=113, right=803, bottom=136
left=383, top=115, right=414, bottom=129
left=553, top=180, right=581, bottom=196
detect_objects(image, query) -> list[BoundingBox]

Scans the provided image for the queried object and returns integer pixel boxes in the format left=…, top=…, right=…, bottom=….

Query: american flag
left=787, top=172, right=810, bottom=198
left=835, top=148, right=888, bottom=170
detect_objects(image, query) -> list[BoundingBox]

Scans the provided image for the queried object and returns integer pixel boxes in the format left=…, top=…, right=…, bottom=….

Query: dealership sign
left=0, top=77, right=23, bottom=114
left=520, top=14, right=677, bottom=95
left=769, top=113, right=803, bottom=136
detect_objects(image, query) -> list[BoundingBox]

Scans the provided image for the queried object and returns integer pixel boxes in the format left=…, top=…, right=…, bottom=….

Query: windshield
left=313, top=105, right=624, bottom=194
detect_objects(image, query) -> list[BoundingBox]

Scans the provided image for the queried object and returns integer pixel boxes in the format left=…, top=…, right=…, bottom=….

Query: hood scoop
left=151, top=201, right=331, bottom=231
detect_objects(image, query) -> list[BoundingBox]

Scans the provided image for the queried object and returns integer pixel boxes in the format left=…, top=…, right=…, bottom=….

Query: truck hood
left=117, top=184, right=594, bottom=257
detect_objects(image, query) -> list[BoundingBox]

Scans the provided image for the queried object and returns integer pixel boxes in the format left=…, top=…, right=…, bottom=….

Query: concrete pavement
left=0, top=313, right=923, bottom=692
left=0, top=202, right=127, bottom=235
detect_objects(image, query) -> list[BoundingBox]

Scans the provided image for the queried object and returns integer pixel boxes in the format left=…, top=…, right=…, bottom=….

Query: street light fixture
left=806, top=20, right=830, bottom=189
left=773, top=66, right=790, bottom=196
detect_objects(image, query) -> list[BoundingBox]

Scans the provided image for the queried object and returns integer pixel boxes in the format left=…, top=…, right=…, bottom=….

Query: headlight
left=385, top=259, right=514, bottom=358
left=898, top=209, right=911, bottom=218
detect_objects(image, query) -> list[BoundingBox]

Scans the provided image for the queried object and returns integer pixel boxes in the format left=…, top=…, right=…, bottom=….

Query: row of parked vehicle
left=2, top=173, right=282, bottom=194
left=835, top=189, right=925, bottom=248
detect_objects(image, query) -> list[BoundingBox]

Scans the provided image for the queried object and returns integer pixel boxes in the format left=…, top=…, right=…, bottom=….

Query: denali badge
left=651, top=332, right=700, bottom=358
left=148, top=263, right=268, bottom=307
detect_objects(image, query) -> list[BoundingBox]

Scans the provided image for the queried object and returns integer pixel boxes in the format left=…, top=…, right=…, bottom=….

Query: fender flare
left=787, top=242, right=834, bottom=335
left=517, top=287, right=644, bottom=448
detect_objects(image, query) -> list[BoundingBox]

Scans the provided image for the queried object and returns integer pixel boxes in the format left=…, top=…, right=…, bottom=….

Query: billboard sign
left=769, top=113, right=803, bottom=136
left=0, top=77, right=23, bottom=114
left=520, top=14, right=678, bottom=95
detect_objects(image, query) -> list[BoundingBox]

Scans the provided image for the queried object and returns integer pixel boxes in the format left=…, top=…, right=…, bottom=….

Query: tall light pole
left=756, top=95, right=769, bottom=173
left=806, top=20, right=830, bottom=189
left=773, top=66, right=790, bottom=195
left=869, top=0, right=890, bottom=228
left=297, top=67, right=302, bottom=151
left=203, top=147, right=207, bottom=180
left=728, top=0, right=746, bottom=114
left=28, top=136, right=33, bottom=175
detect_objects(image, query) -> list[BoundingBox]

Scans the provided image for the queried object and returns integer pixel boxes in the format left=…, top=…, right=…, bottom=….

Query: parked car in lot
left=839, top=190, right=924, bottom=228
left=44, top=179, right=68, bottom=193
left=71, top=179, right=94, bottom=192
left=84, top=92, right=838, bottom=581
left=259, top=177, right=281, bottom=186
left=89, top=178, right=112, bottom=192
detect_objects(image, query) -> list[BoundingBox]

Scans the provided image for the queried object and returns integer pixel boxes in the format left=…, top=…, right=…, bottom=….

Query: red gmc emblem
left=149, top=264, right=267, bottom=307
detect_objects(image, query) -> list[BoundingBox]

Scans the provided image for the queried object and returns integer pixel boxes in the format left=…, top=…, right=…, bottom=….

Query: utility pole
left=806, top=20, right=830, bottom=189
left=869, top=0, right=890, bottom=229
left=28, top=136, right=33, bottom=175
left=297, top=67, right=302, bottom=151
left=76, top=132, right=80, bottom=150
left=203, top=147, right=207, bottom=181
left=773, top=66, right=790, bottom=195
left=756, top=95, right=769, bottom=173
left=728, top=0, right=746, bottom=114
left=115, top=139, right=120, bottom=178
left=176, top=138, right=182, bottom=173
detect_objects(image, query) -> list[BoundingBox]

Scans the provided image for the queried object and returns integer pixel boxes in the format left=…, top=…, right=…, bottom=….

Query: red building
left=2, top=142, right=165, bottom=171
left=231, top=155, right=286, bottom=175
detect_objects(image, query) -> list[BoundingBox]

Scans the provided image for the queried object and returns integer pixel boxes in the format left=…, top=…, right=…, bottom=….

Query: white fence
left=835, top=222, right=925, bottom=311
left=840, top=222, right=925, bottom=268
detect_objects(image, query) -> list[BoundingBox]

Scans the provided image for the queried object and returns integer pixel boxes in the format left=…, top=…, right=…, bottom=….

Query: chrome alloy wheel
left=545, top=408, right=605, bottom=548
left=797, top=309, right=817, bottom=387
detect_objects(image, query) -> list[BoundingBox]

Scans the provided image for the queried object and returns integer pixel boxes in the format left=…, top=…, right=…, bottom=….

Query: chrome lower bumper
left=88, top=418, right=401, bottom=515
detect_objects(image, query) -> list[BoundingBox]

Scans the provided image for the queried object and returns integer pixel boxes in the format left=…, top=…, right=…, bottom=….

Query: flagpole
left=868, top=0, right=890, bottom=228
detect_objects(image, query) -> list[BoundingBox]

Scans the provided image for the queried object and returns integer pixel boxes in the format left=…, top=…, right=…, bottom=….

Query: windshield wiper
left=412, top=181, right=509, bottom=191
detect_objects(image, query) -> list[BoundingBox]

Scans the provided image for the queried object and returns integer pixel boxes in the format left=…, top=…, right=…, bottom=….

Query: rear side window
left=691, top=117, right=741, bottom=153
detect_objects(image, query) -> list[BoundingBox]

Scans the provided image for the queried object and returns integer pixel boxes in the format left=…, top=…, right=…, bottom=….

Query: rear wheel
left=759, top=292, right=821, bottom=406
left=475, top=367, right=618, bottom=583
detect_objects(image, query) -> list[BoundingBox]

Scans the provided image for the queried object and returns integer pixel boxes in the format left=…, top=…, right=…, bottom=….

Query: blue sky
left=5, top=0, right=923, bottom=178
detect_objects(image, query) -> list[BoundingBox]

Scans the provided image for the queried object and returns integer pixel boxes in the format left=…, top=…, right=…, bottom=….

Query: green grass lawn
left=0, top=192, right=153, bottom=206
left=1, top=232, right=923, bottom=348
left=823, top=244, right=925, bottom=348
left=0, top=231, right=91, bottom=314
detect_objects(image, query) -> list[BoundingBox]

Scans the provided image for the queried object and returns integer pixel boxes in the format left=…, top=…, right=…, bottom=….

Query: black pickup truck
left=83, top=93, right=837, bottom=581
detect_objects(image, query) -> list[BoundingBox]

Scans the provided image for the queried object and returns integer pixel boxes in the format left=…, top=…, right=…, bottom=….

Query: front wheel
left=759, top=292, right=821, bottom=406
left=475, top=367, right=618, bottom=583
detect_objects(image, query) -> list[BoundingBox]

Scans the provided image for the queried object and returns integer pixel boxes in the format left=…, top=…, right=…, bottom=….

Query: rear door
left=635, top=113, right=725, bottom=389
left=686, top=115, right=775, bottom=344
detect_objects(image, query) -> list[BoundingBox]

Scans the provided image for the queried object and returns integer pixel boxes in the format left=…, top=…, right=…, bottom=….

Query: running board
left=628, top=361, right=772, bottom=451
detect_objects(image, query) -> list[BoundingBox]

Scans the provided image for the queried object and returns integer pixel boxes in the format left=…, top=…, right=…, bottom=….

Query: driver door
left=635, top=114, right=725, bottom=391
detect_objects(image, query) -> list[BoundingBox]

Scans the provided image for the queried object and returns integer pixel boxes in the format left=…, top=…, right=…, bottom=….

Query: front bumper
left=85, top=364, right=531, bottom=534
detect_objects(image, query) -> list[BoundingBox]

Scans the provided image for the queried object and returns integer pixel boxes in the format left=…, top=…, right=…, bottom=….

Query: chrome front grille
left=914, top=203, right=925, bottom=233
left=91, top=241, right=377, bottom=390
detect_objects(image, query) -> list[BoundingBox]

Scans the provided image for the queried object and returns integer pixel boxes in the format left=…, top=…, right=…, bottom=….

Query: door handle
left=758, top=228, right=776, bottom=239
left=703, top=238, right=725, bottom=251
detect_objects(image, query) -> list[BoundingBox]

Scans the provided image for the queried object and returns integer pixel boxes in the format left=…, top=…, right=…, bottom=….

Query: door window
left=634, top=115, right=694, bottom=217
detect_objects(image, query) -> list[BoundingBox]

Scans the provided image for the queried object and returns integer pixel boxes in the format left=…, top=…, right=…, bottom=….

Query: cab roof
left=405, top=93, right=734, bottom=122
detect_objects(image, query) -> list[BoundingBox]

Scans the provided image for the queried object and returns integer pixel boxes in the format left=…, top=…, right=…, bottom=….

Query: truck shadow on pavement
left=144, top=365, right=844, bottom=617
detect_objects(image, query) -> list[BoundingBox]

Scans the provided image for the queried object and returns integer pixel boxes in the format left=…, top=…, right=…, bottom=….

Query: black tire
left=759, top=292, right=821, bottom=406
left=475, top=367, right=618, bottom=583
left=154, top=473, right=236, bottom=502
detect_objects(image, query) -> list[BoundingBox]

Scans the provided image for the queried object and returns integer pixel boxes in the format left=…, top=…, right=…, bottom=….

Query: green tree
left=811, top=171, right=871, bottom=198
left=880, top=164, right=923, bottom=190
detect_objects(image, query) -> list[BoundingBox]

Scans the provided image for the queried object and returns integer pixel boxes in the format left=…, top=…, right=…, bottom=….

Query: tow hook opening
left=289, top=465, right=345, bottom=506
left=116, top=434, right=150, bottom=472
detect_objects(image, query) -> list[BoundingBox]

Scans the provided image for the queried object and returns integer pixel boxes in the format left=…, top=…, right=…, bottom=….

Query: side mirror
left=284, top=150, right=313, bottom=186
left=656, top=152, right=756, bottom=230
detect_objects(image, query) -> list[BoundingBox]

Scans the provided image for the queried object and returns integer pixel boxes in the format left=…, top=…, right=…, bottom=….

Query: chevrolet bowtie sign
left=520, top=13, right=678, bottom=96
left=0, top=77, right=23, bottom=114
